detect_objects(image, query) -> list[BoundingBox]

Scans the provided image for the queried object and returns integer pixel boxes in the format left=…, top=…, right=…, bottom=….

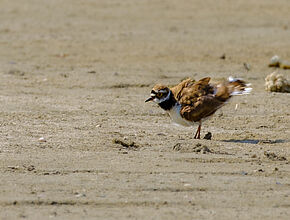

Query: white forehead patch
left=159, top=89, right=167, bottom=93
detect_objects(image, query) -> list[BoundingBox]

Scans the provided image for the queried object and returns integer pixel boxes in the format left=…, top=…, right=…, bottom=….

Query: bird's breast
left=167, top=104, right=193, bottom=127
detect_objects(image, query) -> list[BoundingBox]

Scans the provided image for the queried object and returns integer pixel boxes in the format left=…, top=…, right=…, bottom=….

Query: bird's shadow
left=221, top=139, right=288, bottom=144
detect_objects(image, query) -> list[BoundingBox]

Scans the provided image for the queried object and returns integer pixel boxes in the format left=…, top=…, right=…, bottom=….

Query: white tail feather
left=229, top=76, right=252, bottom=96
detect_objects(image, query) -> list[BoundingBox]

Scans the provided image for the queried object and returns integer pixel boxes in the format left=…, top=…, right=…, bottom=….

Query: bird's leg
left=194, top=127, right=198, bottom=139
left=197, top=121, right=201, bottom=139
left=194, top=122, right=202, bottom=139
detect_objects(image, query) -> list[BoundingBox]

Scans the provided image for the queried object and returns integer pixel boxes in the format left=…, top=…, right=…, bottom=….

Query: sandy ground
left=0, top=0, right=290, bottom=219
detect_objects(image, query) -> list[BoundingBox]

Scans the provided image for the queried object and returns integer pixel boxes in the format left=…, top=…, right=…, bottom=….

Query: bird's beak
left=145, top=97, right=154, bottom=102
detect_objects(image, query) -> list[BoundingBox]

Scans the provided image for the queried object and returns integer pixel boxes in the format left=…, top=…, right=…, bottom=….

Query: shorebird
left=145, top=77, right=252, bottom=139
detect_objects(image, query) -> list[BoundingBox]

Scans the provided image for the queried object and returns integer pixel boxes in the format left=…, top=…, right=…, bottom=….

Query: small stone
left=220, top=54, right=226, bottom=60
left=38, top=137, right=46, bottom=142
left=240, top=171, right=248, bottom=175
left=258, top=169, right=264, bottom=172
left=60, top=73, right=68, bottom=78
left=203, top=132, right=212, bottom=140
left=280, top=60, right=290, bottom=69
left=75, top=193, right=86, bottom=198
left=7, top=166, right=19, bottom=170
left=87, top=70, right=96, bottom=74
left=269, top=55, right=280, bottom=67
left=157, top=133, right=166, bottom=136
left=26, top=165, right=35, bottom=171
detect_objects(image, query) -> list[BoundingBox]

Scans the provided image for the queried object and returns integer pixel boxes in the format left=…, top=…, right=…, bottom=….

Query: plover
left=145, top=77, right=252, bottom=139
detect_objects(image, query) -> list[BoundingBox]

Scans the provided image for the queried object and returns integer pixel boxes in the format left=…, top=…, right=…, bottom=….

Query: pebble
left=38, top=137, right=46, bottom=142
left=268, top=55, right=290, bottom=69
left=269, top=55, right=280, bottom=67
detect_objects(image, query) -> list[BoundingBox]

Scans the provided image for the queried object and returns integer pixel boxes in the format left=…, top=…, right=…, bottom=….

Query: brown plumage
left=146, top=77, right=252, bottom=139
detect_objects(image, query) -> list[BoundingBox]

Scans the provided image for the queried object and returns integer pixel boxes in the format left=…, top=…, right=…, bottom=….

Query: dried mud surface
left=0, top=0, right=290, bottom=219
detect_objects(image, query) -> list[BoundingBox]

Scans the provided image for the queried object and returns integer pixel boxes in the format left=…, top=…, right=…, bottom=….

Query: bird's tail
left=227, top=76, right=252, bottom=96
left=214, top=77, right=252, bottom=102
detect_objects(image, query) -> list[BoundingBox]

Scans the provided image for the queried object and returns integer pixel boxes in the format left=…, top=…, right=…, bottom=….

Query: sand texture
left=0, top=0, right=290, bottom=219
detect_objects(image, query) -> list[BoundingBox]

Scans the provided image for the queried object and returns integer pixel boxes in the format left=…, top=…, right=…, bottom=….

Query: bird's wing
left=170, top=78, right=195, bottom=100
left=180, top=95, right=224, bottom=122
left=174, top=77, right=223, bottom=122
left=171, top=77, right=213, bottom=103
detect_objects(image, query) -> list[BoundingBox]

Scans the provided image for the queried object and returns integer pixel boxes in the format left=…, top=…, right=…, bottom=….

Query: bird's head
left=145, top=84, right=171, bottom=104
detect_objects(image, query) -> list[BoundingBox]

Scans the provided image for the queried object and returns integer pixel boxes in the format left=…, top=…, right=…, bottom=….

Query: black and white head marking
left=151, top=89, right=171, bottom=103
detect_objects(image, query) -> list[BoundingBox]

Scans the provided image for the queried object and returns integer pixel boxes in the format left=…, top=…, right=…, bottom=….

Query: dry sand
left=0, top=0, right=290, bottom=219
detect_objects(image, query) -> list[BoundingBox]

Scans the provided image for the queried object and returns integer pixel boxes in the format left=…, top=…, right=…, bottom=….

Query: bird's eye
left=156, top=93, right=163, bottom=98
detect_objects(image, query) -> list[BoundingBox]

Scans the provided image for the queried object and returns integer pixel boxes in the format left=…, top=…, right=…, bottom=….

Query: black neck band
left=158, top=92, right=176, bottom=110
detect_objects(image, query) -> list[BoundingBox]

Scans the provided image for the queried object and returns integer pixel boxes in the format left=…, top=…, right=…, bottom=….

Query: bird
left=145, top=76, right=252, bottom=139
